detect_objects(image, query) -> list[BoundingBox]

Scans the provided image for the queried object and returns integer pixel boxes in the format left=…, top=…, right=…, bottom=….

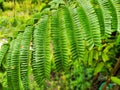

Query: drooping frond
left=76, top=0, right=101, bottom=49
left=90, top=0, right=108, bottom=37
left=0, top=44, right=9, bottom=66
left=70, top=7, right=86, bottom=61
left=51, top=9, right=69, bottom=72
left=32, top=14, right=51, bottom=87
left=111, top=0, right=120, bottom=33
left=7, top=40, right=14, bottom=90
left=91, top=0, right=119, bottom=37
left=7, top=40, right=15, bottom=90
left=60, top=5, right=85, bottom=61
left=96, top=0, right=115, bottom=36
left=11, top=33, right=23, bottom=90
left=107, top=0, right=118, bottom=32
left=19, top=26, right=33, bottom=90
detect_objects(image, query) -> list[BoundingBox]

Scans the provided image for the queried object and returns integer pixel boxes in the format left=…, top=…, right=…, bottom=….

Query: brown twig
left=102, top=57, right=120, bottom=90
left=111, top=58, right=120, bottom=75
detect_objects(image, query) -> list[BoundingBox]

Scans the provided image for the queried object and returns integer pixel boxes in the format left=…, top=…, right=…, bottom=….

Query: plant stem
left=102, top=57, right=120, bottom=90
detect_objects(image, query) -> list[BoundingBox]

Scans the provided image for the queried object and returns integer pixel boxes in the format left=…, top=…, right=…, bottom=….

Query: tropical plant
left=0, top=0, right=120, bottom=90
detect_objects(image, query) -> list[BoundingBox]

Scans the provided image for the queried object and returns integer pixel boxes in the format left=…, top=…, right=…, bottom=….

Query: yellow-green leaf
left=102, top=52, right=109, bottom=62
left=111, top=76, right=120, bottom=85
left=94, top=62, right=104, bottom=75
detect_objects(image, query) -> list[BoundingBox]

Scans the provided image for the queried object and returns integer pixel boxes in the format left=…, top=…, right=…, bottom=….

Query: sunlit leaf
left=94, top=62, right=104, bottom=75
left=111, top=76, right=120, bottom=85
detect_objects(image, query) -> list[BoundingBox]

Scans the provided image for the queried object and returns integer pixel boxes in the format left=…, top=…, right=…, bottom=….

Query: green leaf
left=102, top=52, right=109, bottom=62
left=94, top=62, right=104, bottom=75
left=0, top=44, right=9, bottom=66
left=88, top=50, right=93, bottom=65
left=111, top=76, right=120, bottom=85
left=93, top=50, right=99, bottom=60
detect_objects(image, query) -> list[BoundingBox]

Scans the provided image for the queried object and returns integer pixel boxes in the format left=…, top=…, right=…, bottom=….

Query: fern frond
left=19, top=26, right=33, bottom=90
left=60, top=5, right=85, bottom=61
left=77, top=0, right=101, bottom=49
left=96, top=0, right=117, bottom=36
left=51, top=9, right=69, bottom=72
left=0, top=44, right=9, bottom=66
left=107, top=0, right=118, bottom=32
left=7, top=40, right=15, bottom=90
left=111, top=0, right=120, bottom=33
left=90, top=0, right=107, bottom=37
left=32, top=15, right=51, bottom=87
left=97, top=0, right=112, bottom=34
left=11, top=33, right=23, bottom=90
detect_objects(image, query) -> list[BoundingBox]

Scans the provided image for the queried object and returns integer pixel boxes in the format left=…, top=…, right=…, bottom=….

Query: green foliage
left=32, top=14, right=51, bottom=88
left=0, top=44, right=8, bottom=67
left=77, top=0, right=101, bottom=49
left=11, top=33, right=23, bottom=90
left=6, top=40, right=14, bottom=90
left=51, top=9, right=69, bottom=72
left=20, top=26, right=33, bottom=90
left=111, top=76, right=120, bottom=85
left=60, top=5, right=86, bottom=61
left=0, top=0, right=120, bottom=89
